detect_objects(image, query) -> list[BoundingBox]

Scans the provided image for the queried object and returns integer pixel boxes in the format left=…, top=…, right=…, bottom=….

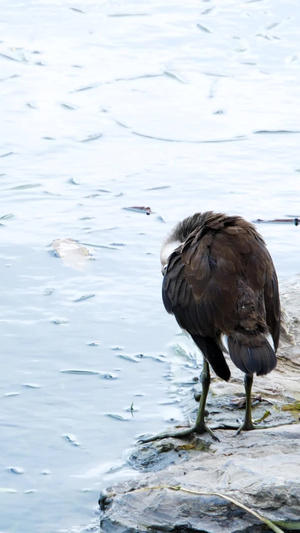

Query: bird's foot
left=216, top=419, right=281, bottom=434
left=138, top=422, right=219, bottom=444
left=235, top=409, right=274, bottom=434
left=235, top=419, right=255, bottom=436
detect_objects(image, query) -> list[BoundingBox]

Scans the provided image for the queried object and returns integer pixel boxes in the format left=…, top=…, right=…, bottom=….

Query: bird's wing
left=162, top=230, right=236, bottom=380
left=238, top=236, right=281, bottom=351
left=264, top=263, right=281, bottom=351
left=162, top=229, right=239, bottom=337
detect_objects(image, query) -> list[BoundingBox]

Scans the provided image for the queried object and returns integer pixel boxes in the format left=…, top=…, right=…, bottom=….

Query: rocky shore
left=99, top=277, right=300, bottom=533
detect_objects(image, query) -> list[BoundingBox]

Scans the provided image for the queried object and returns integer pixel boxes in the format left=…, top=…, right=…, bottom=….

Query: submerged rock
left=100, top=277, right=300, bottom=533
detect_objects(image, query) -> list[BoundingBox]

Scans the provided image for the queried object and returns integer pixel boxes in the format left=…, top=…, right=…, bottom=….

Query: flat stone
left=100, top=277, right=300, bottom=533
left=100, top=425, right=300, bottom=532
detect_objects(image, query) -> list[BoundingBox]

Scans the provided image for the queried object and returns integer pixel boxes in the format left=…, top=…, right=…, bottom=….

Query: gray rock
left=100, top=278, right=300, bottom=533
left=100, top=425, right=300, bottom=532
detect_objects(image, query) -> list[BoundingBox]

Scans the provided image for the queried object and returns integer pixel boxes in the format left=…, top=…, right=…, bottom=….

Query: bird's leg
left=138, top=357, right=219, bottom=443
left=192, top=358, right=216, bottom=438
left=236, top=373, right=255, bottom=435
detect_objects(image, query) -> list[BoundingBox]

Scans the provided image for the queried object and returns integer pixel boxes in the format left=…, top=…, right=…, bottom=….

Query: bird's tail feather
left=191, top=334, right=231, bottom=381
left=227, top=336, right=276, bottom=376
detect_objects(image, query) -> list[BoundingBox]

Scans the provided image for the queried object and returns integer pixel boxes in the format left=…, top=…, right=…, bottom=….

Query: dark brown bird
left=142, top=211, right=280, bottom=442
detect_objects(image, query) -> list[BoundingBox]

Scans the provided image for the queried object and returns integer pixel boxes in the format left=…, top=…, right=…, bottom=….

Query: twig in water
left=254, top=218, right=299, bottom=226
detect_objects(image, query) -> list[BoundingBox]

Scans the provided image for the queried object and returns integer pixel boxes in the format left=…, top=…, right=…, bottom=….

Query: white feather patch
left=160, top=239, right=182, bottom=268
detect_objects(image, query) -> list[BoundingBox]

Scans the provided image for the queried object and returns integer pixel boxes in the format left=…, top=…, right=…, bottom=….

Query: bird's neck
left=160, top=237, right=182, bottom=269
left=160, top=212, right=209, bottom=269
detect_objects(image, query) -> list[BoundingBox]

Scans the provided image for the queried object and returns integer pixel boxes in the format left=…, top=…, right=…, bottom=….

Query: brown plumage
left=141, top=211, right=280, bottom=442
left=162, top=211, right=280, bottom=378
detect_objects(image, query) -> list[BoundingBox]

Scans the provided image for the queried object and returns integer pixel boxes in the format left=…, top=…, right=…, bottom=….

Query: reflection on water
left=0, top=0, right=300, bottom=531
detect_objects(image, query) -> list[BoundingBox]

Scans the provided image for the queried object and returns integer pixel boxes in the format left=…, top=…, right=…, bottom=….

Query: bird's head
left=160, top=212, right=206, bottom=274
left=160, top=236, right=182, bottom=274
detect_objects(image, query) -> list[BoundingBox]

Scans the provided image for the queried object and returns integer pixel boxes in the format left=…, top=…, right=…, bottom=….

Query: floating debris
left=0, top=487, right=17, bottom=493
left=7, top=466, right=24, bottom=475
left=0, top=74, right=19, bottom=82
left=61, top=103, right=77, bottom=110
left=22, top=383, right=40, bottom=389
left=0, top=213, right=14, bottom=220
left=0, top=152, right=14, bottom=158
left=85, top=193, right=100, bottom=198
left=254, top=129, right=300, bottom=134
left=123, top=206, right=152, bottom=215
left=9, top=182, right=40, bottom=190
left=72, top=83, right=99, bottom=93
left=80, top=133, right=103, bottom=143
left=63, top=434, right=81, bottom=447
left=202, top=6, right=215, bottom=14
left=44, top=288, right=54, bottom=296
left=50, top=238, right=92, bottom=270
left=265, top=21, right=280, bottom=30
left=24, top=489, right=36, bottom=494
left=143, top=353, right=165, bottom=363
left=68, top=177, right=80, bottom=185
left=105, top=414, right=128, bottom=422
left=100, top=373, right=118, bottom=380
left=0, top=52, right=21, bottom=62
left=108, top=13, right=149, bottom=17
left=60, top=369, right=100, bottom=375
left=256, top=33, right=272, bottom=41
left=254, top=218, right=299, bottom=226
left=196, top=23, right=212, bottom=33
left=117, top=354, right=140, bottom=363
left=70, top=6, right=85, bottom=13
left=163, top=71, right=186, bottom=83
left=4, top=392, right=20, bottom=397
left=125, top=402, right=139, bottom=413
left=146, top=185, right=170, bottom=191
left=52, top=318, right=69, bottom=325
left=73, top=294, right=95, bottom=303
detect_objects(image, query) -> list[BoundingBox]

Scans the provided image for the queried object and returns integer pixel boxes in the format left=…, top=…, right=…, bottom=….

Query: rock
left=100, top=277, right=300, bottom=533
left=100, top=425, right=300, bottom=533
left=100, top=425, right=300, bottom=532
left=127, top=439, right=200, bottom=473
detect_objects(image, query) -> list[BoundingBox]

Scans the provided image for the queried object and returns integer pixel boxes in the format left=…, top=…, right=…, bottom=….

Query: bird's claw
left=235, top=421, right=255, bottom=436
left=138, top=423, right=219, bottom=444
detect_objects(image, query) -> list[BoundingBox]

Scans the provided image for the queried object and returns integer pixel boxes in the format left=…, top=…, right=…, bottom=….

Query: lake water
left=0, top=1, right=299, bottom=532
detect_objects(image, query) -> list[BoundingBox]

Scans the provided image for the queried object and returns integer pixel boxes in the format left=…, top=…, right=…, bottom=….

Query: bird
left=141, top=211, right=280, bottom=442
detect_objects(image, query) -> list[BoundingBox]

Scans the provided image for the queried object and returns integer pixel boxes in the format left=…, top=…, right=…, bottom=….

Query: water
left=0, top=0, right=299, bottom=531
